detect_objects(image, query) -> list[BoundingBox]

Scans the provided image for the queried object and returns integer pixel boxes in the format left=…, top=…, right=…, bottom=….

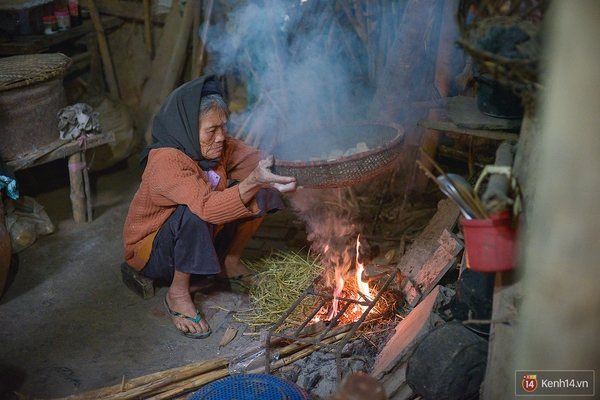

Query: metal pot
left=475, top=73, right=524, bottom=119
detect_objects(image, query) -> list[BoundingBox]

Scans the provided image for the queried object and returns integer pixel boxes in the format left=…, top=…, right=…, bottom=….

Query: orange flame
left=355, top=234, right=372, bottom=308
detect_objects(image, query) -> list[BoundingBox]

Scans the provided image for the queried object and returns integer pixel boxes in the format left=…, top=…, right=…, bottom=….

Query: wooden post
left=512, top=0, right=600, bottom=381
left=68, top=152, right=87, bottom=223
left=86, top=0, right=120, bottom=98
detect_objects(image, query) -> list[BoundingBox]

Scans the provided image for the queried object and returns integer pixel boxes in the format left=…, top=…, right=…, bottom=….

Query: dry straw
left=234, top=251, right=324, bottom=328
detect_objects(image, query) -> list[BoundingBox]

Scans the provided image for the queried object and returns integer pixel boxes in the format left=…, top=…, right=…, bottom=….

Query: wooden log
left=68, top=152, right=87, bottom=223
left=85, top=0, right=120, bottom=98
left=480, top=140, right=517, bottom=215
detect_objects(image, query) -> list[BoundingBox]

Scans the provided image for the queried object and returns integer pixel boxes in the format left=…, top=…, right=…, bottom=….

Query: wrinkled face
left=199, top=107, right=228, bottom=160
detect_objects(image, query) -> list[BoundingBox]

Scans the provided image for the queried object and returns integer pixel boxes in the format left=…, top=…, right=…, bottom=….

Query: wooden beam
left=417, top=120, right=520, bottom=141
left=6, top=133, right=115, bottom=171
left=94, top=0, right=166, bottom=24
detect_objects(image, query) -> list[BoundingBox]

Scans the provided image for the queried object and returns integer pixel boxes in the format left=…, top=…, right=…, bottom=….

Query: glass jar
left=43, top=15, right=58, bottom=35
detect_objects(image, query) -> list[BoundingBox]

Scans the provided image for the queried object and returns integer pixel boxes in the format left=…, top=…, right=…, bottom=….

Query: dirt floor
left=0, top=154, right=317, bottom=399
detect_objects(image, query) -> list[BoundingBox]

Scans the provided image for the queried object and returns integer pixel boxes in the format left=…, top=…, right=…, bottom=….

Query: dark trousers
left=140, top=188, right=284, bottom=283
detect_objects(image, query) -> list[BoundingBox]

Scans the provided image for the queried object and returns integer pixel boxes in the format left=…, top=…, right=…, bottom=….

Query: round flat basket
left=270, top=121, right=404, bottom=189
left=189, top=374, right=311, bottom=400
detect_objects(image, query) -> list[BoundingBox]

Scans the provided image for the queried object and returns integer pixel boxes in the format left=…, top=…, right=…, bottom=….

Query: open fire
left=315, top=234, right=376, bottom=323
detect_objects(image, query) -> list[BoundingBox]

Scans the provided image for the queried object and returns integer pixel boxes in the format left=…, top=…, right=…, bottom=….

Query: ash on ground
left=277, top=325, right=396, bottom=400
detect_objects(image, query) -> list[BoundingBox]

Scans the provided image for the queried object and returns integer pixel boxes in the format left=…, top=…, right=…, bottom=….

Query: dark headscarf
left=140, top=75, right=226, bottom=172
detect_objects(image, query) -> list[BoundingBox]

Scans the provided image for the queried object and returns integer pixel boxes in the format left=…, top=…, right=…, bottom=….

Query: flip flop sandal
left=163, top=298, right=212, bottom=339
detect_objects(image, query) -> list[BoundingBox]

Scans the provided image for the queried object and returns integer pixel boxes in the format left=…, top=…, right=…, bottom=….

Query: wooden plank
left=404, top=229, right=463, bottom=306
left=445, top=96, right=522, bottom=131
left=6, top=133, right=115, bottom=171
left=371, top=286, right=444, bottom=399
left=397, top=198, right=460, bottom=284
left=0, top=17, right=123, bottom=55
left=417, top=120, right=520, bottom=141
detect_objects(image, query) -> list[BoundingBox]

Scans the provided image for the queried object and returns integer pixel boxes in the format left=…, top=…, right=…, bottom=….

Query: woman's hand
left=238, top=155, right=297, bottom=203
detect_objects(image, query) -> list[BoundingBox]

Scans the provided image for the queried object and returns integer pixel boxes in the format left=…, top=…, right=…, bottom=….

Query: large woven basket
left=0, top=53, right=71, bottom=160
left=0, top=53, right=71, bottom=92
left=270, top=121, right=404, bottom=189
left=456, top=0, right=548, bottom=95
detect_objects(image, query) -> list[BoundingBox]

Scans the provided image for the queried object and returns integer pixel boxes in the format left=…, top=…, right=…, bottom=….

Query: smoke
left=204, top=0, right=368, bottom=152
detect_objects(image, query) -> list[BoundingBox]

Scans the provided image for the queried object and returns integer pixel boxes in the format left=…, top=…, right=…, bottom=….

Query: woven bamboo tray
left=270, top=121, right=404, bottom=189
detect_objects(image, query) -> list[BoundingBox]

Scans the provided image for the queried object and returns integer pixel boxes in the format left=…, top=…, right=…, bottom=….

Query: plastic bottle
left=54, top=9, right=71, bottom=30
left=68, top=0, right=81, bottom=27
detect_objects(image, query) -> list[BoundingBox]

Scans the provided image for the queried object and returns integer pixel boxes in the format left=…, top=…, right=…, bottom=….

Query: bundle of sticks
left=53, top=324, right=351, bottom=400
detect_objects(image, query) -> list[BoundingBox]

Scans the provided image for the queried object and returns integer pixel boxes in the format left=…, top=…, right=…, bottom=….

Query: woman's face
left=199, top=107, right=228, bottom=160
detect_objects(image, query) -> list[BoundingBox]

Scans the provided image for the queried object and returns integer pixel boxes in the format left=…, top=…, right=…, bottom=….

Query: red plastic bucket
left=460, top=211, right=518, bottom=272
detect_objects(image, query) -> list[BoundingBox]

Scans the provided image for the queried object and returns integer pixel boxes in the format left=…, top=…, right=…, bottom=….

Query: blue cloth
left=0, top=175, right=18, bottom=200
left=0, top=156, right=18, bottom=200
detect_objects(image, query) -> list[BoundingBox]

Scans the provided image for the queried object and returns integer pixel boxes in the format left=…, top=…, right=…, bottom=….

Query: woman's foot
left=218, top=255, right=258, bottom=286
left=165, top=272, right=211, bottom=337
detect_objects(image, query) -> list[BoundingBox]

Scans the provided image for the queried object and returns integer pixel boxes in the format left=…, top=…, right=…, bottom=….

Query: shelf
left=0, top=16, right=123, bottom=55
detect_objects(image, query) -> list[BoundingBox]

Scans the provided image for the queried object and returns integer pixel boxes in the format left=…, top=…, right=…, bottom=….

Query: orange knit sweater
left=123, top=136, right=262, bottom=271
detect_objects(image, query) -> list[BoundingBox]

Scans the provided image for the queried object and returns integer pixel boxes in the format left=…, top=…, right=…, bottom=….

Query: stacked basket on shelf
left=455, top=0, right=549, bottom=108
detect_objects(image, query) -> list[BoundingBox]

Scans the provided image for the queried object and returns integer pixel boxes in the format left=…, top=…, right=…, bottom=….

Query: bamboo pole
left=143, top=0, right=154, bottom=57
left=192, top=0, right=214, bottom=79
left=85, top=0, right=120, bottom=98
left=145, top=332, right=349, bottom=400
left=191, top=0, right=202, bottom=78
left=158, top=0, right=196, bottom=102
left=54, top=357, right=230, bottom=399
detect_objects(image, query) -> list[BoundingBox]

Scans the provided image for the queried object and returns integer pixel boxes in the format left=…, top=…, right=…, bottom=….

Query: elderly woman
left=123, top=75, right=296, bottom=339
